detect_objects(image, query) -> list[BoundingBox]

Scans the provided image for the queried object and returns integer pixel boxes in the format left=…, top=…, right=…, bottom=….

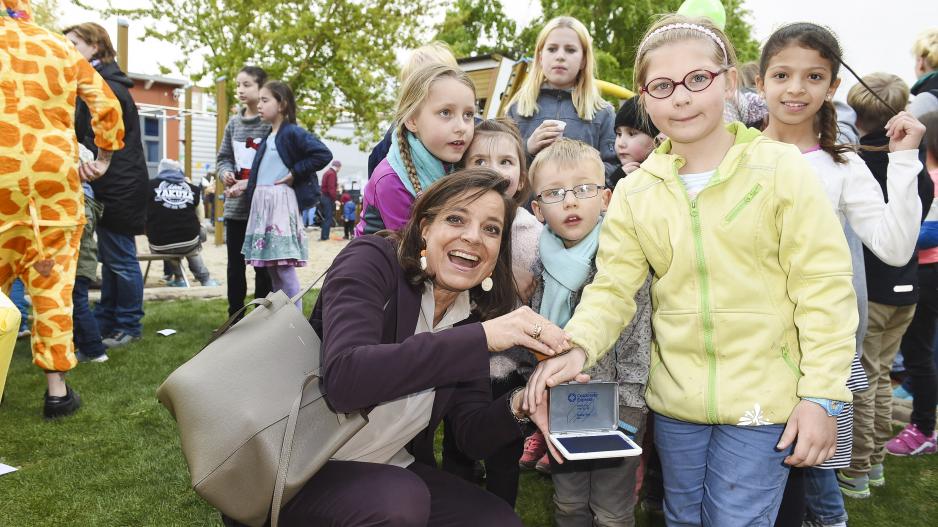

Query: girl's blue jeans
left=654, top=413, right=791, bottom=527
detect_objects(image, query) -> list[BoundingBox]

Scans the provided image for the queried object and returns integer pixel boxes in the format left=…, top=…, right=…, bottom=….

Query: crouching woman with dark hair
left=277, top=168, right=573, bottom=526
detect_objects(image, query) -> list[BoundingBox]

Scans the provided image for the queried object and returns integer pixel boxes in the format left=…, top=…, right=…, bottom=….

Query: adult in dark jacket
left=67, top=22, right=148, bottom=347
left=276, top=169, right=575, bottom=526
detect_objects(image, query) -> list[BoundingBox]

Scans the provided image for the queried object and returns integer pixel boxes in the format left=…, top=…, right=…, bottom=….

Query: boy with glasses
left=529, top=138, right=652, bottom=526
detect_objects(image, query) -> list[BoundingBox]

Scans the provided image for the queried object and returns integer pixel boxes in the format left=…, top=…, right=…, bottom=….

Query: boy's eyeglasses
left=535, top=183, right=605, bottom=204
left=640, top=68, right=727, bottom=99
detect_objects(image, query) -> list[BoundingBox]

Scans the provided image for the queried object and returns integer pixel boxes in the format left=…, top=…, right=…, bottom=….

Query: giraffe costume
left=0, top=0, right=124, bottom=372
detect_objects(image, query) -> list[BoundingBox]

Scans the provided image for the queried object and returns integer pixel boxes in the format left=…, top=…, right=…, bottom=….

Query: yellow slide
left=0, top=291, right=21, bottom=403
left=596, top=79, right=635, bottom=100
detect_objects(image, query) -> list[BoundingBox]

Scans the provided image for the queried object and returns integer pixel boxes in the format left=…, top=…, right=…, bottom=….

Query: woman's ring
left=531, top=323, right=543, bottom=341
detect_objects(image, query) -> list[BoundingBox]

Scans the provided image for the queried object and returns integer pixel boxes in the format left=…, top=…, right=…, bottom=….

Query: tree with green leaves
left=435, top=0, right=760, bottom=91
left=79, top=0, right=429, bottom=143
left=30, top=0, right=61, bottom=31
left=435, top=0, right=521, bottom=58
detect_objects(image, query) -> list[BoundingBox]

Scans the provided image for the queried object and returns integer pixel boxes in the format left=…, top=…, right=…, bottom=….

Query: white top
left=511, top=207, right=543, bottom=275
left=680, top=170, right=716, bottom=199
left=331, top=282, right=471, bottom=467
left=803, top=149, right=923, bottom=266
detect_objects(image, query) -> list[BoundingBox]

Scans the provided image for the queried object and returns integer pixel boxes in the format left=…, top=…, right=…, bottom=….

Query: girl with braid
left=758, top=23, right=925, bottom=527
left=356, top=64, right=476, bottom=236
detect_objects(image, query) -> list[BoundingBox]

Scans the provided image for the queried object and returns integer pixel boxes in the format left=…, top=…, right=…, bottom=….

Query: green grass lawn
left=1, top=298, right=936, bottom=526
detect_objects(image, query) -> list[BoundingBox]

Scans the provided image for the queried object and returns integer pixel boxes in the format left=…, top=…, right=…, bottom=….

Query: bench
left=138, top=248, right=201, bottom=287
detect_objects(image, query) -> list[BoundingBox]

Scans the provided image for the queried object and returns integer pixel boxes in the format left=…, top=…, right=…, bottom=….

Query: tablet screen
left=556, top=434, right=636, bottom=454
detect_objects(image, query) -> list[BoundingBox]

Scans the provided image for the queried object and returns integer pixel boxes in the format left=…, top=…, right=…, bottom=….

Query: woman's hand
left=886, top=111, right=926, bottom=152
left=526, top=121, right=565, bottom=155
left=481, top=306, right=571, bottom=357
left=510, top=389, right=564, bottom=463
left=512, top=375, right=591, bottom=465
left=523, top=347, right=587, bottom=412
left=275, top=172, right=295, bottom=186
left=222, top=171, right=237, bottom=186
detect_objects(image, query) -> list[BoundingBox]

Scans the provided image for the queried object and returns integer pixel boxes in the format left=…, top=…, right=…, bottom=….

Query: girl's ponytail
left=816, top=100, right=851, bottom=164
left=397, top=126, right=422, bottom=194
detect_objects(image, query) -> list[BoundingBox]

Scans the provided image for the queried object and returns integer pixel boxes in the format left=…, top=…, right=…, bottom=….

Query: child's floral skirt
left=241, top=185, right=308, bottom=267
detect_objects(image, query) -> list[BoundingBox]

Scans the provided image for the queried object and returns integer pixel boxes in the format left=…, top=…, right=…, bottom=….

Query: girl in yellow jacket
left=524, top=15, right=858, bottom=526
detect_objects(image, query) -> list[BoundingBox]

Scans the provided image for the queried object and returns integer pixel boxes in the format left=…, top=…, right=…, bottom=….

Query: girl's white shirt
left=803, top=149, right=923, bottom=266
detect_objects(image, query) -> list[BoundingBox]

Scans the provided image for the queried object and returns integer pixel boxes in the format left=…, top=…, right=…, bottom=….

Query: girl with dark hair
left=757, top=22, right=926, bottom=527
left=217, top=65, right=272, bottom=318
left=240, top=81, right=332, bottom=304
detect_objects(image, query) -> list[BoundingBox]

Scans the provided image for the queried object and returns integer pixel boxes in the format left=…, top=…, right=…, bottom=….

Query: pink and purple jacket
left=355, top=159, right=415, bottom=237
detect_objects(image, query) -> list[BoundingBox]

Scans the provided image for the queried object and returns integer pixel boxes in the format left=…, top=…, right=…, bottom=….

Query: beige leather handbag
left=157, top=281, right=368, bottom=527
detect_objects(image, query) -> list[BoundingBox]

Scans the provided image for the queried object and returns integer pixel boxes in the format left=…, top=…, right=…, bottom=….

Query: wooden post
left=184, top=86, right=193, bottom=180
left=214, top=76, right=228, bottom=246
left=116, top=19, right=129, bottom=73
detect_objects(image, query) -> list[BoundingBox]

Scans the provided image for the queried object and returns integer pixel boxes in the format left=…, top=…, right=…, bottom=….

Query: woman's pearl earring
left=481, top=275, right=493, bottom=292
left=420, top=249, right=427, bottom=271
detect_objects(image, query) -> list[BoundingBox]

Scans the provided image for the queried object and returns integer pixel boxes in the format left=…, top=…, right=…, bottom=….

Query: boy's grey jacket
left=490, top=260, right=653, bottom=411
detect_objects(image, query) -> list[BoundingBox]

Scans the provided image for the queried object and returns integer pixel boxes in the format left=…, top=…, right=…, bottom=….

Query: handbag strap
left=208, top=270, right=329, bottom=346
left=207, top=297, right=272, bottom=345
left=290, top=269, right=328, bottom=305
left=270, top=371, right=318, bottom=527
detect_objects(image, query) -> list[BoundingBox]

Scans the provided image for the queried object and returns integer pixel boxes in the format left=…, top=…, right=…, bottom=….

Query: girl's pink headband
left=638, top=23, right=729, bottom=65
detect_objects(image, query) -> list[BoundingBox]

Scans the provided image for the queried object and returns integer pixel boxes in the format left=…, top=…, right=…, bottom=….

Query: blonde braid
left=398, top=127, right=422, bottom=194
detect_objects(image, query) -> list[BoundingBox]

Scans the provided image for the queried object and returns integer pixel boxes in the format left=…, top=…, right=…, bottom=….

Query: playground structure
left=458, top=53, right=636, bottom=119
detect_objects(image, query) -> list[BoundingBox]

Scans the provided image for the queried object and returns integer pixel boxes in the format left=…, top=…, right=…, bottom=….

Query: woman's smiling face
left=420, top=190, right=506, bottom=293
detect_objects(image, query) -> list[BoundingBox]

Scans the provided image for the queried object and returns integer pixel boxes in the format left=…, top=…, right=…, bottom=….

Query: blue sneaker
left=200, top=278, right=221, bottom=287
left=893, top=385, right=913, bottom=400
left=166, top=279, right=188, bottom=287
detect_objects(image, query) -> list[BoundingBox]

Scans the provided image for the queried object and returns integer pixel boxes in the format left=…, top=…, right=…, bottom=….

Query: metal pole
left=184, top=86, right=193, bottom=180
left=116, top=19, right=129, bottom=73
left=214, top=76, right=228, bottom=246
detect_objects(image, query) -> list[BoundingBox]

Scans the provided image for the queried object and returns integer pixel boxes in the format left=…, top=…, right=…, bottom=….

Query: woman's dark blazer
left=310, top=235, right=523, bottom=467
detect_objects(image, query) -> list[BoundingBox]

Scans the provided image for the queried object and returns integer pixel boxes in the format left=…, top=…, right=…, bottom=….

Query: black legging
left=773, top=467, right=805, bottom=527
left=225, top=218, right=272, bottom=318
left=900, top=263, right=938, bottom=436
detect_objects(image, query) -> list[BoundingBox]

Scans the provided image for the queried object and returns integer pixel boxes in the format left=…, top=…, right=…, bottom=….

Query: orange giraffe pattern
left=0, top=0, right=125, bottom=372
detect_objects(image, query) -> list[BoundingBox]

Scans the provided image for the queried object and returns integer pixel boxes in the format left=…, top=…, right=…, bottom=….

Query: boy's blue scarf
left=388, top=130, right=446, bottom=197
left=538, top=219, right=603, bottom=327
